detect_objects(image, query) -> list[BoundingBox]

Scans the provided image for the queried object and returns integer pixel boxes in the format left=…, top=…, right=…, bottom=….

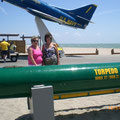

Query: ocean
left=59, top=43, right=120, bottom=48
left=27, top=42, right=120, bottom=49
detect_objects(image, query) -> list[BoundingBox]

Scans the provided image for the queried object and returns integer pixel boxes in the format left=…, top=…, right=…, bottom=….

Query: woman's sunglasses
left=32, top=40, right=38, bottom=42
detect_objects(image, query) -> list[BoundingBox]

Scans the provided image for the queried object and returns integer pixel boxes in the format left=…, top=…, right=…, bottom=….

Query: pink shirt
left=28, top=46, right=43, bottom=65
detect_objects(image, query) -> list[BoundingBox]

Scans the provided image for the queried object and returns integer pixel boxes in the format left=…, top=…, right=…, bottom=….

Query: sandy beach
left=0, top=47, right=120, bottom=120
left=63, top=47, right=120, bottom=55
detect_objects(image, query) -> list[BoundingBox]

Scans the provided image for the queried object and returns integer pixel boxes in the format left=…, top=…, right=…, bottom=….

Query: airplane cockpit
left=32, top=0, right=40, bottom=3
left=32, top=0, right=40, bottom=4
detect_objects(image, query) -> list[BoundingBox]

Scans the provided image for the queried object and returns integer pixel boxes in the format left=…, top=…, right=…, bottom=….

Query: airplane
left=1, top=0, right=97, bottom=29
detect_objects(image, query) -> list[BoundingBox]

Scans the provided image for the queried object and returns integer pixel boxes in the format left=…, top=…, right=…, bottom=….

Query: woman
left=28, top=36, right=43, bottom=66
left=42, top=33, right=60, bottom=65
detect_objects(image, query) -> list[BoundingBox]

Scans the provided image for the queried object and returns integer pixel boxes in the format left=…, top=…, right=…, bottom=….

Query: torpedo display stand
left=31, top=85, right=55, bottom=120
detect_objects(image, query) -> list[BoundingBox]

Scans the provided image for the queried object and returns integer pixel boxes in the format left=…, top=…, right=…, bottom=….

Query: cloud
left=96, top=32, right=101, bottom=37
left=97, top=9, right=120, bottom=16
left=73, top=32, right=81, bottom=37
left=65, top=32, right=69, bottom=35
left=0, top=6, right=7, bottom=15
left=51, top=32, right=59, bottom=37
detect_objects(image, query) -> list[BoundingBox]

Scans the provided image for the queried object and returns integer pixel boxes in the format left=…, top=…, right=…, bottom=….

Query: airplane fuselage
left=3, top=0, right=97, bottom=29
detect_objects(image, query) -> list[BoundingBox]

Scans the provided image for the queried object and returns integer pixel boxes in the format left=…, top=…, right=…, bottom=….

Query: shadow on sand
left=55, top=109, right=120, bottom=120
left=15, top=103, right=120, bottom=120
left=15, top=114, right=33, bottom=120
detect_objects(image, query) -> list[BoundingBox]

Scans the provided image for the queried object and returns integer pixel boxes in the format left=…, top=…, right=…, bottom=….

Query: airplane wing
left=26, top=8, right=69, bottom=25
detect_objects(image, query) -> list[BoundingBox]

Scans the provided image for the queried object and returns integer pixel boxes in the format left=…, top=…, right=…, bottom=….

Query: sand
left=63, top=47, right=120, bottom=55
left=54, top=93, right=120, bottom=120
left=1, top=47, right=120, bottom=120
left=1, top=93, right=120, bottom=120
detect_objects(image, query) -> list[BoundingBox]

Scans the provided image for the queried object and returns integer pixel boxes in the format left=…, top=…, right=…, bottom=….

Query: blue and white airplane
left=1, top=0, right=97, bottom=29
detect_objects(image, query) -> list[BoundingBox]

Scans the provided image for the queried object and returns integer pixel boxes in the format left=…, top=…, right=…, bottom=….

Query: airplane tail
left=56, top=4, right=97, bottom=27
left=69, top=4, right=97, bottom=22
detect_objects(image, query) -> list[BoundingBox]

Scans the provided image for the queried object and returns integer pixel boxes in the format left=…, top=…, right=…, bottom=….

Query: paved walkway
left=0, top=55, right=120, bottom=67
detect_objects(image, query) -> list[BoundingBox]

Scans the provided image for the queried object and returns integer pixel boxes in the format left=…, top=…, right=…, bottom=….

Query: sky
left=0, top=0, right=120, bottom=44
